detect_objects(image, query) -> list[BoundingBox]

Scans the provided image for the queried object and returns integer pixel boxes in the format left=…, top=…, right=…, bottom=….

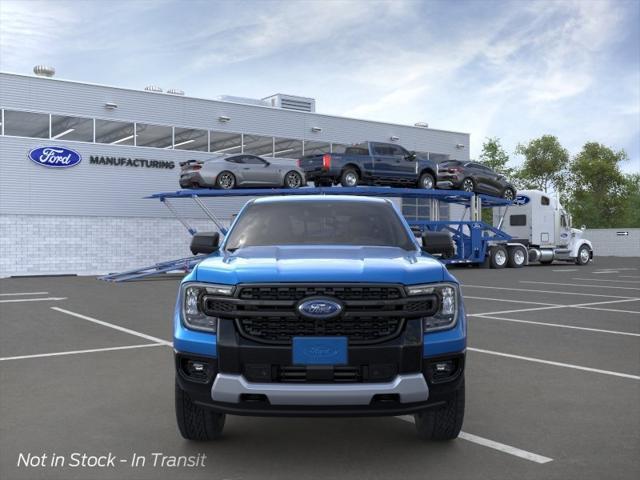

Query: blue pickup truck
left=174, top=195, right=466, bottom=441
left=298, top=142, right=439, bottom=189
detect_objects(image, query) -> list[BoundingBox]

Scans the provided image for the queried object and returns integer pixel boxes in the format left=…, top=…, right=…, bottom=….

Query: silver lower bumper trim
left=211, top=373, right=429, bottom=406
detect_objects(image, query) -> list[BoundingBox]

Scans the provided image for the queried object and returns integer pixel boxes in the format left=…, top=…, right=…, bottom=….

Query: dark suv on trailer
left=437, top=160, right=516, bottom=199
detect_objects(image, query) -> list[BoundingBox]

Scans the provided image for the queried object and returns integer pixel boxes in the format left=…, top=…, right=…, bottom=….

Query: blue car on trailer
left=173, top=194, right=466, bottom=441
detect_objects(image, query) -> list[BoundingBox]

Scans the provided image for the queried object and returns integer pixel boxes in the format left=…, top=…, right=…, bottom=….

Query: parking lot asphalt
left=1, top=256, right=639, bottom=480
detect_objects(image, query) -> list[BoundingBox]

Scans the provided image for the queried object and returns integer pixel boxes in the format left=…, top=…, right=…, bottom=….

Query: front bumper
left=211, top=372, right=428, bottom=405
left=173, top=288, right=467, bottom=417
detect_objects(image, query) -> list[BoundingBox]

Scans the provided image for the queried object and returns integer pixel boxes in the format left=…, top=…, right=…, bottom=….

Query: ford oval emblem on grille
left=297, top=298, right=343, bottom=319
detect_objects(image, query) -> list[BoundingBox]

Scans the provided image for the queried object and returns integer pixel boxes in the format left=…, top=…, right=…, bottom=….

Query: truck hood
left=194, top=246, right=446, bottom=284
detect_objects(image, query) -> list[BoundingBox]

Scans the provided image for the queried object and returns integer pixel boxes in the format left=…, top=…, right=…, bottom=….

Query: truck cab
left=495, top=190, right=593, bottom=265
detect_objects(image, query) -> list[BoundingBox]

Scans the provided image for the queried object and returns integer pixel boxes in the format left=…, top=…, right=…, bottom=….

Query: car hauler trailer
left=99, top=186, right=593, bottom=282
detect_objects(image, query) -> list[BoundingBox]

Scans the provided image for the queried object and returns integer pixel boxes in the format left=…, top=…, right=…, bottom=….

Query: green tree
left=515, top=135, right=569, bottom=193
left=619, top=174, right=640, bottom=227
left=479, top=137, right=514, bottom=177
left=566, top=142, right=629, bottom=228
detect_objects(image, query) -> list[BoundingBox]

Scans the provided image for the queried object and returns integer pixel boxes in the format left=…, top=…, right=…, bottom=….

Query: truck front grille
left=202, top=283, right=438, bottom=345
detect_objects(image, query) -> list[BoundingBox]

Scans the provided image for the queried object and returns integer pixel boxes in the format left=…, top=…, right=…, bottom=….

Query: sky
left=1, top=0, right=638, bottom=173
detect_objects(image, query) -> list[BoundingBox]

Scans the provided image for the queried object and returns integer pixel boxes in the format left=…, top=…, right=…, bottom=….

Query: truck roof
left=252, top=195, right=390, bottom=205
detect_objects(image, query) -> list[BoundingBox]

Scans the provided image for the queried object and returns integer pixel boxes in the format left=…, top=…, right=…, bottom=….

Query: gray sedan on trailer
left=179, top=154, right=306, bottom=189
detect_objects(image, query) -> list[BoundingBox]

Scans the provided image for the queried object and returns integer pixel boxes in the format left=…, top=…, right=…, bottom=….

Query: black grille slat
left=237, top=285, right=403, bottom=302
left=236, top=316, right=404, bottom=345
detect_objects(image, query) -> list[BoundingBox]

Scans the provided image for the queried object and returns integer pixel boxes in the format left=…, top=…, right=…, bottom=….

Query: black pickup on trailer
left=298, top=142, right=439, bottom=189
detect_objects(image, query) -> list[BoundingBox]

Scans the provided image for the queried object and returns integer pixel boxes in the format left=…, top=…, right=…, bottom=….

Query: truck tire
left=414, top=378, right=465, bottom=441
left=575, top=244, right=591, bottom=265
left=418, top=172, right=435, bottom=190
left=507, top=246, right=526, bottom=268
left=175, top=379, right=225, bottom=441
left=490, top=245, right=508, bottom=269
left=340, top=168, right=359, bottom=187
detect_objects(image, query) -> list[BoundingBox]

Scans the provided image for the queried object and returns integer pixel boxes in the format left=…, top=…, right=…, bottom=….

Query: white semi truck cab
left=493, top=190, right=593, bottom=266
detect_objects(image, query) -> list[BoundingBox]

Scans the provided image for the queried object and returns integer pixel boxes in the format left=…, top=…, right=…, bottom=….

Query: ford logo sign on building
left=28, top=146, right=82, bottom=168
left=297, top=298, right=343, bottom=319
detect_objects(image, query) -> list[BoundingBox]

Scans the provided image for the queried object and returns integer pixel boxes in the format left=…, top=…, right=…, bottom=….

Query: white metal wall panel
left=1, top=73, right=470, bottom=159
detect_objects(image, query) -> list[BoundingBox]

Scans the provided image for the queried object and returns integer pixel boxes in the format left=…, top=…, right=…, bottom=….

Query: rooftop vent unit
left=144, top=85, right=163, bottom=93
left=33, top=65, right=55, bottom=77
left=167, top=88, right=185, bottom=96
left=263, top=94, right=316, bottom=113
left=216, top=95, right=270, bottom=107
left=414, top=122, right=429, bottom=128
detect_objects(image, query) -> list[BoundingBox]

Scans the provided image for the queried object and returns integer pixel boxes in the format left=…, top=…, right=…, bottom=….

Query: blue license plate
left=292, top=337, right=348, bottom=365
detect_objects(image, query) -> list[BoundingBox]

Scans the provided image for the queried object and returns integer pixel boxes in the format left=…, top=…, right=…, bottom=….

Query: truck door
left=372, top=143, right=415, bottom=182
left=558, top=211, right=571, bottom=247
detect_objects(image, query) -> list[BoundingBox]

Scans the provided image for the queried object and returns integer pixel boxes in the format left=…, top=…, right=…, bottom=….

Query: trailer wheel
left=507, top=246, right=526, bottom=268
left=490, top=245, right=508, bottom=269
left=576, top=245, right=591, bottom=265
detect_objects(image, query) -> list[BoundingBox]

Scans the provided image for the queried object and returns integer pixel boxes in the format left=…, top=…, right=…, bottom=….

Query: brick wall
left=0, top=215, right=231, bottom=277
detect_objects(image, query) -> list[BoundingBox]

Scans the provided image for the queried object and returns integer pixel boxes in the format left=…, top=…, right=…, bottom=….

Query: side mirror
left=406, top=151, right=417, bottom=161
left=190, top=232, right=220, bottom=255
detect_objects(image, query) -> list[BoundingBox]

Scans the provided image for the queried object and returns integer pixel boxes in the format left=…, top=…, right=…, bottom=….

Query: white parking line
left=0, top=343, right=165, bottom=361
left=572, top=278, right=640, bottom=284
left=396, top=416, right=553, bottom=464
left=469, top=314, right=640, bottom=337
left=0, top=291, right=49, bottom=296
left=552, top=269, right=578, bottom=272
left=593, top=270, right=620, bottom=274
left=620, top=275, right=640, bottom=279
left=462, top=284, right=636, bottom=299
left=468, top=347, right=640, bottom=380
left=520, top=281, right=640, bottom=291
left=464, top=296, right=558, bottom=306
left=0, top=297, right=67, bottom=304
left=51, top=307, right=173, bottom=346
left=470, top=298, right=640, bottom=317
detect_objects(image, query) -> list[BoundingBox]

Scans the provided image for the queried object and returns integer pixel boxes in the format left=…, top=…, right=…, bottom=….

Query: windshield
left=225, top=200, right=416, bottom=251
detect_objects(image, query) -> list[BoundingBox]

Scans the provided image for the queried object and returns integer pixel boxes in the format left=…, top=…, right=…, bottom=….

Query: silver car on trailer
left=179, top=154, right=306, bottom=189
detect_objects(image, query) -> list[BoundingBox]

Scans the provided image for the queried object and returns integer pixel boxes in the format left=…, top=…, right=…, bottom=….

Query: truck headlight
left=407, top=283, right=459, bottom=332
left=181, top=283, right=233, bottom=332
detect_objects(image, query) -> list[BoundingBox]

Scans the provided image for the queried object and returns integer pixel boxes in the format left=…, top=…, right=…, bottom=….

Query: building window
left=243, top=134, right=274, bottom=156
left=95, top=119, right=135, bottom=145
left=210, top=131, right=242, bottom=154
left=51, top=114, right=93, bottom=142
left=135, top=123, right=173, bottom=148
left=273, top=137, right=303, bottom=159
left=303, top=140, right=330, bottom=156
left=402, top=199, right=449, bottom=221
left=3, top=110, right=49, bottom=138
left=331, top=143, right=349, bottom=154
left=173, top=127, right=208, bottom=151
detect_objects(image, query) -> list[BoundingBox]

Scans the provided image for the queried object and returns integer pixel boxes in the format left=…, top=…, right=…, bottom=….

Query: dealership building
left=0, top=69, right=470, bottom=277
